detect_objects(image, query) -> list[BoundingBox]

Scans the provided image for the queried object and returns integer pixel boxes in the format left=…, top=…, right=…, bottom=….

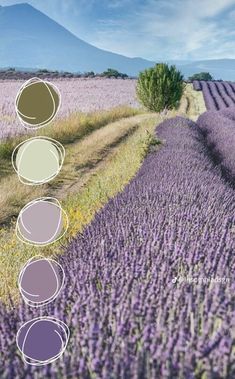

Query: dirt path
left=0, top=114, right=152, bottom=225
left=52, top=114, right=152, bottom=199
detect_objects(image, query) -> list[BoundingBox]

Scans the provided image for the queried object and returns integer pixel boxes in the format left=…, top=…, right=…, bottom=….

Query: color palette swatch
left=12, top=78, right=70, bottom=365
left=12, top=137, right=65, bottom=185
left=16, top=317, right=70, bottom=365
left=18, top=256, right=65, bottom=307
left=15, top=78, right=60, bottom=129
left=16, top=197, right=68, bottom=246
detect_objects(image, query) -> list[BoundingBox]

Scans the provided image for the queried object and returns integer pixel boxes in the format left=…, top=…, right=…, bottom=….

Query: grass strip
left=0, top=113, right=160, bottom=304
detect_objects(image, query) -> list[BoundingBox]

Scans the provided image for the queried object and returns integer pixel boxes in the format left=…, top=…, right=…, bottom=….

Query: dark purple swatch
left=16, top=317, right=69, bottom=365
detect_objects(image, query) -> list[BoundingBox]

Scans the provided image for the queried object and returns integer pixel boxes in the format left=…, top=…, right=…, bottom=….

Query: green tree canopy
left=136, top=63, right=184, bottom=112
left=102, top=68, right=128, bottom=79
left=189, top=72, right=213, bottom=81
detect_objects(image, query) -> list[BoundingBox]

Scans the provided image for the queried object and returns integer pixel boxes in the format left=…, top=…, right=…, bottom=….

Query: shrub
left=189, top=72, right=213, bottom=81
left=37, top=68, right=49, bottom=73
left=84, top=71, right=95, bottom=78
left=102, top=68, right=128, bottom=79
left=136, top=63, right=184, bottom=112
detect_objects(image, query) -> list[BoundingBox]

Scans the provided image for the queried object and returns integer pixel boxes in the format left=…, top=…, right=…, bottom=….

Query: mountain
left=0, top=3, right=154, bottom=76
left=0, top=3, right=235, bottom=79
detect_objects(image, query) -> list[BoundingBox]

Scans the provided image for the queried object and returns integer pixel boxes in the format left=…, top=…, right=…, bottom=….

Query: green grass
left=0, top=106, right=141, bottom=161
left=0, top=113, right=147, bottom=225
left=0, top=113, right=161, bottom=305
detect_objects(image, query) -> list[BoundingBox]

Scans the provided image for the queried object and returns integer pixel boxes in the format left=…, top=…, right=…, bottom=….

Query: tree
left=188, top=72, right=213, bottom=81
left=102, top=68, right=128, bottom=79
left=84, top=71, right=95, bottom=78
left=136, top=63, right=184, bottom=112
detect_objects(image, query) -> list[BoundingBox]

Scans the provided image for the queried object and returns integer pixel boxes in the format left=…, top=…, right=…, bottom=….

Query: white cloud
left=91, top=0, right=235, bottom=60
left=106, top=0, right=133, bottom=8
left=1, top=0, right=235, bottom=60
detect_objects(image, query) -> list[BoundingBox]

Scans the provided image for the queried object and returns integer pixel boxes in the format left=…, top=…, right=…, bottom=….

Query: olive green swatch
left=15, top=78, right=60, bottom=128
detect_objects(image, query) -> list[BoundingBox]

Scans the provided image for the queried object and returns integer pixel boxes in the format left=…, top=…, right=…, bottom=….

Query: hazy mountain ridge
left=0, top=3, right=234, bottom=79
left=178, top=59, right=235, bottom=81
left=0, top=3, right=154, bottom=76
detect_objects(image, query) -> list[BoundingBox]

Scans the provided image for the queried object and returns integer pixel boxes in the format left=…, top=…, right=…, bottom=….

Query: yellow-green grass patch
left=178, top=84, right=206, bottom=120
left=0, top=114, right=148, bottom=225
left=0, top=106, right=141, bottom=161
left=0, top=113, right=163, bottom=304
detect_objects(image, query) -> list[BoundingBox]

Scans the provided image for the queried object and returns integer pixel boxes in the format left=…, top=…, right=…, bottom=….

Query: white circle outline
left=11, top=136, right=65, bottom=185
left=18, top=255, right=65, bottom=307
left=15, top=77, right=61, bottom=130
left=15, top=78, right=60, bottom=128
left=16, top=316, right=70, bottom=366
left=15, top=78, right=57, bottom=126
left=15, top=197, right=69, bottom=246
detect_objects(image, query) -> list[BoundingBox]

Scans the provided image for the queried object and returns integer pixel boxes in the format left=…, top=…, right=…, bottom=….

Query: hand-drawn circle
left=12, top=137, right=65, bottom=185
left=16, top=317, right=70, bottom=366
left=15, top=78, right=60, bottom=129
left=16, top=197, right=69, bottom=246
left=18, top=256, right=65, bottom=307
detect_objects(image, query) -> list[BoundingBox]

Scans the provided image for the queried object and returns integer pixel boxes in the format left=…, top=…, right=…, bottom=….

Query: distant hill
left=0, top=3, right=154, bottom=76
left=176, top=59, right=235, bottom=81
left=0, top=3, right=234, bottom=80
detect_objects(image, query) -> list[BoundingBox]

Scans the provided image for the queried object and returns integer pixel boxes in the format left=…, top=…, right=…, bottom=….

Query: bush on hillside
left=102, top=68, right=128, bottom=79
left=84, top=71, right=95, bottom=78
left=136, top=63, right=184, bottom=112
left=189, top=72, right=213, bottom=81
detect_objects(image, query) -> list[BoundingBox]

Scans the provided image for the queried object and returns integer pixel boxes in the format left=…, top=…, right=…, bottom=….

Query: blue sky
left=1, top=0, right=235, bottom=61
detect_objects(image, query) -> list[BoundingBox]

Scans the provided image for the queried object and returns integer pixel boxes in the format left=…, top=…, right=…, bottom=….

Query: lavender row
left=200, top=81, right=218, bottom=111
left=198, top=108, right=235, bottom=181
left=209, top=82, right=229, bottom=108
left=220, top=82, right=235, bottom=103
left=192, top=80, right=201, bottom=91
left=195, top=80, right=235, bottom=110
left=0, top=117, right=234, bottom=378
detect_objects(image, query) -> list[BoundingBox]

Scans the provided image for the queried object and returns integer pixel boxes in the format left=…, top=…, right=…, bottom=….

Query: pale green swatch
left=14, top=138, right=64, bottom=184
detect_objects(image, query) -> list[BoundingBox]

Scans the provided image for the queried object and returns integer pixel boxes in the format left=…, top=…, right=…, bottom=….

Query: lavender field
left=1, top=0, right=235, bottom=376
left=193, top=80, right=235, bottom=182
left=0, top=78, right=234, bottom=378
left=0, top=116, right=235, bottom=378
left=193, top=80, right=235, bottom=111
left=0, top=78, right=138, bottom=139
